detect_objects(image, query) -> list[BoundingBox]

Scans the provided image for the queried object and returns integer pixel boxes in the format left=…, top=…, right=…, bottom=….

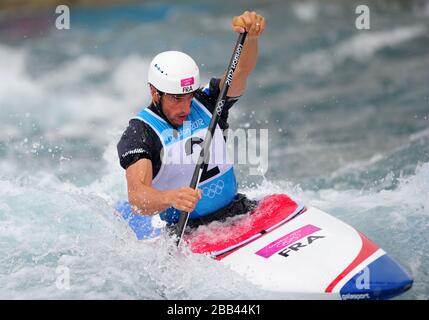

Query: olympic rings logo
left=216, top=100, right=225, bottom=116
left=202, top=180, right=224, bottom=199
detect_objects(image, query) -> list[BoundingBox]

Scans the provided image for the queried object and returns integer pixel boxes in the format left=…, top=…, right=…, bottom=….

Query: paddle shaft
left=175, top=32, right=248, bottom=246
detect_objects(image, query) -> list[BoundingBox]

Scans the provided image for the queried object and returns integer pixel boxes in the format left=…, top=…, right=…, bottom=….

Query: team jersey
left=117, top=78, right=238, bottom=175
left=117, top=78, right=240, bottom=223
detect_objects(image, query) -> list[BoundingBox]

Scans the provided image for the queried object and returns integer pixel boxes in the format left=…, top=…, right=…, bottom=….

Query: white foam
left=38, top=54, right=109, bottom=87
left=0, top=44, right=151, bottom=145
left=239, top=161, right=429, bottom=229
left=0, top=175, right=264, bottom=299
left=294, top=25, right=427, bottom=75
left=85, top=138, right=128, bottom=202
left=1, top=153, right=428, bottom=298
left=0, top=44, right=41, bottom=100
left=410, top=127, right=429, bottom=142
left=336, top=25, right=426, bottom=60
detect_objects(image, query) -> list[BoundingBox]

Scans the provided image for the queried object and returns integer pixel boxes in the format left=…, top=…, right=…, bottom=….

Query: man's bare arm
left=220, top=11, right=265, bottom=97
left=126, top=159, right=201, bottom=215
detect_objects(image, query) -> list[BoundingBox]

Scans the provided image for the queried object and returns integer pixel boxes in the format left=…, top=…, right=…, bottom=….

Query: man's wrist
left=246, top=35, right=259, bottom=41
left=161, top=190, right=173, bottom=208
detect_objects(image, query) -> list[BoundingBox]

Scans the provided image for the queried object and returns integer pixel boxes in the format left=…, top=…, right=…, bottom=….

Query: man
left=117, top=11, right=265, bottom=230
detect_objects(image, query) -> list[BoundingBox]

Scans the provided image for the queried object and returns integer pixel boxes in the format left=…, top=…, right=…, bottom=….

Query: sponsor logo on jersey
left=121, top=148, right=147, bottom=158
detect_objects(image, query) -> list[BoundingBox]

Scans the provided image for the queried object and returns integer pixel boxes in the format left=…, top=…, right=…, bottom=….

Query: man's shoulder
left=124, top=117, right=153, bottom=135
left=193, top=78, right=221, bottom=112
left=118, top=112, right=161, bottom=146
left=117, top=112, right=163, bottom=171
left=128, top=107, right=162, bottom=129
left=193, top=78, right=239, bottom=131
left=196, top=78, right=221, bottom=100
left=129, top=116, right=148, bottom=127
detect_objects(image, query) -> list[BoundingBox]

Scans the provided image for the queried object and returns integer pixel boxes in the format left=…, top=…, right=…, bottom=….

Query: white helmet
left=147, top=51, right=200, bottom=94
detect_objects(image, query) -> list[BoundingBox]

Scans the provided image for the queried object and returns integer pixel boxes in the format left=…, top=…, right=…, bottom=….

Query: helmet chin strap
left=152, top=89, right=166, bottom=117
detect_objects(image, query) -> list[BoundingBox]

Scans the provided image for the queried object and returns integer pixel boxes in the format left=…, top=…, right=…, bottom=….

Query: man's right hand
left=165, top=187, right=202, bottom=213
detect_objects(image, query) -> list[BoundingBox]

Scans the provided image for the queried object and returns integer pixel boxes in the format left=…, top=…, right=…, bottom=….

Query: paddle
left=175, top=31, right=248, bottom=246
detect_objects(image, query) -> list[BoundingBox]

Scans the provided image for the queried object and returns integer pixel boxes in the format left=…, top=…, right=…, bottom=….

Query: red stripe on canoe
left=325, top=232, right=379, bottom=293
left=184, top=194, right=299, bottom=255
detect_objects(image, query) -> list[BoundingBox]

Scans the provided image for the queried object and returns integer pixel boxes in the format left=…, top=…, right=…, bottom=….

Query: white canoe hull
left=116, top=197, right=413, bottom=300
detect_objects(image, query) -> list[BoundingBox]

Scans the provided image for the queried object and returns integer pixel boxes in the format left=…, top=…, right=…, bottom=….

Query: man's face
left=150, top=84, right=194, bottom=126
left=160, top=93, right=194, bottom=126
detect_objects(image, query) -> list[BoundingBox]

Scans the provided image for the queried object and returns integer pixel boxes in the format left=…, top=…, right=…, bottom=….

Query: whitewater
left=0, top=0, right=428, bottom=299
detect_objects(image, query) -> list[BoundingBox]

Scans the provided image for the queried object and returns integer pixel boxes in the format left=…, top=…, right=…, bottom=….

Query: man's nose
left=179, top=98, right=192, bottom=114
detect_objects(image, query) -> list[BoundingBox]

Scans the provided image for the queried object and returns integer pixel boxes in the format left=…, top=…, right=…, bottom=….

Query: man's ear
left=149, top=84, right=160, bottom=103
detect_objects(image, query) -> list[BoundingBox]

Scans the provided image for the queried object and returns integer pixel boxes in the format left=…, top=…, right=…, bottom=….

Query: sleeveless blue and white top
left=134, top=98, right=237, bottom=224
